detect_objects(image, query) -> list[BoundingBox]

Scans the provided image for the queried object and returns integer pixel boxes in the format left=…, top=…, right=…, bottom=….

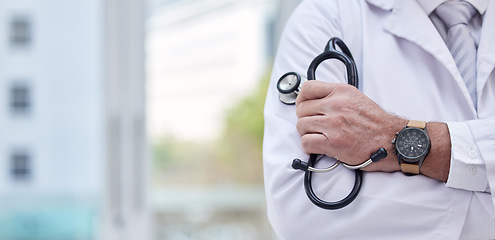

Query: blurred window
left=10, top=83, right=31, bottom=114
left=10, top=16, right=31, bottom=48
left=10, top=150, right=31, bottom=181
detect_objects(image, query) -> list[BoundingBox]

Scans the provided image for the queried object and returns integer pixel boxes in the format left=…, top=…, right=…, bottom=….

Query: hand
left=295, top=81, right=407, bottom=172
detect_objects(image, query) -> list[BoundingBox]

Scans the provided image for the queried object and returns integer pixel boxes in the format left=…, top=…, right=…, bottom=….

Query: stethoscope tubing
left=302, top=38, right=362, bottom=210
left=305, top=158, right=375, bottom=173
left=305, top=154, right=363, bottom=210
left=279, top=38, right=388, bottom=210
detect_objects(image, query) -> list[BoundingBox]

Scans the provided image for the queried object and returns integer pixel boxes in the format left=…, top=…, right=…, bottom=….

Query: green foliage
left=223, top=71, right=270, bottom=142
left=213, top=70, right=271, bottom=184
left=151, top=69, right=271, bottom=186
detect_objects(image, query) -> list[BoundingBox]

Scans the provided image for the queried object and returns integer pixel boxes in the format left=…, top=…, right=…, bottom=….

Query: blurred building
left=0, top=0, right=148, bottom=240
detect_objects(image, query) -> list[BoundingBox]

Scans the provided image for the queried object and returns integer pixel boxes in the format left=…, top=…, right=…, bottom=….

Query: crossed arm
left=295, top=80, right=452, bottom=182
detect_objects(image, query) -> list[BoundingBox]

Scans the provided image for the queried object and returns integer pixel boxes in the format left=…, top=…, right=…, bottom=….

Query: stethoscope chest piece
left=277, top=72, right=307, bottom=105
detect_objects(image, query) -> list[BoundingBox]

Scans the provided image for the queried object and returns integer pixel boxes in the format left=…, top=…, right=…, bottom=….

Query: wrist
left=394, top=120, right=431, bottom=175
left=419, top=122, right=451, bottom=181
left=363, top=116, right=406, bottom=172
left=385, top=117, right=408, bottom=156
left=366, top=118, right=452, bottom=180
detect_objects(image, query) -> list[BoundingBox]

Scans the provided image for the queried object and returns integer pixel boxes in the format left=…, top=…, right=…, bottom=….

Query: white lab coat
left=263, top=0, right=495, bottom=239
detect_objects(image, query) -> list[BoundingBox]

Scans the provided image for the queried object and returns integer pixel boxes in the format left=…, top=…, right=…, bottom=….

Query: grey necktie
left=435, top=1, right=478, bottom=109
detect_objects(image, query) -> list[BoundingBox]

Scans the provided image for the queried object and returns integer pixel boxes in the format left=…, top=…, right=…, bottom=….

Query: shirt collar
left=416, top=0, right=489, bottom=15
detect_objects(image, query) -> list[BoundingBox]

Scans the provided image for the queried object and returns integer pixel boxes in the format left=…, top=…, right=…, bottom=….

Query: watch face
left=396, top=128, right=430, bottom=162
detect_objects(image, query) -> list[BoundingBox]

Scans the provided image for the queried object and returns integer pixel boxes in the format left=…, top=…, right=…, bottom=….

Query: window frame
left=9, top=15, right=32, bottom=48
left=9, top=81, right=31, bottom=115
left=10, top=149, right=32, bottom=182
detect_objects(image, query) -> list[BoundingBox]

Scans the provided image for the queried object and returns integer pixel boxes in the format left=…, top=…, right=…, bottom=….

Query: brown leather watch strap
left=398, top=120, right=428, bottom=175
left=401, top=163, right=420, bottom=175
left=407, top=120, right=426, bottom=129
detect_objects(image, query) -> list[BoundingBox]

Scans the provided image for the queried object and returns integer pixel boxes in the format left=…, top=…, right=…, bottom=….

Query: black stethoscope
left=277, top=37, right=387, bottom=210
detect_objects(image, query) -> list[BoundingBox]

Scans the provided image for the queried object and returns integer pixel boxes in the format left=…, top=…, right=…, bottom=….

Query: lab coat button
left=468, top=150, right=478, bottom=159
left=467, top=165, right=477, bottom=175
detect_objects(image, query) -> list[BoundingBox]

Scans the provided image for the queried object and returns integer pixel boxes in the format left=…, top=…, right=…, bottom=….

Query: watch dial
left=396, top=128, right=429, bottom=161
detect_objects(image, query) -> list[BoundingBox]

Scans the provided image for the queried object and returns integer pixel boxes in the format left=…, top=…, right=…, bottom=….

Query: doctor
left=263, top=0, right=495, bottom=239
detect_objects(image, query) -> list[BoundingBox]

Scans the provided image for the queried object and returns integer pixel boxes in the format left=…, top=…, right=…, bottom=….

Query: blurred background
left=0, top=0, right=301, bottom=239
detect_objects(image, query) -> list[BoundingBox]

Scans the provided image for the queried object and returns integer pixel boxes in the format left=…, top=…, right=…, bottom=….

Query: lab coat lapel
left=379, top=0, right=476, bottom=113
left=477, top=0, right=495, bottom=96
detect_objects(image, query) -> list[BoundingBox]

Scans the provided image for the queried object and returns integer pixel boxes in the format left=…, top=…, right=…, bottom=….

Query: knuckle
left=325, top=132, right=340, bottom=147
left=337, top=83, right=355, bottom=93
left=325, top=89, right=349, bottom=109
left=329, top=97, right=347, bottom=110
left=326, top=128, right=347, bottom=148
left=329, top=114, right=347, bottom=128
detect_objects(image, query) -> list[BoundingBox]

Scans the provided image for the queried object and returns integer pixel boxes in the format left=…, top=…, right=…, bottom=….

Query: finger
left=296, top=115, right=328, bottom=137
left=296, top=81, right=340, bottom=105
left=296, top=98, right=325, bottom=118
left=300, top=133, right=329, bottom=155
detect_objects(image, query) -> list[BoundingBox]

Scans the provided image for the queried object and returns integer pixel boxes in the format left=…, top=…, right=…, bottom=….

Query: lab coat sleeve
left=263, top=0, right=348, bottom=239
left=446, top=119, right=494, bottom=194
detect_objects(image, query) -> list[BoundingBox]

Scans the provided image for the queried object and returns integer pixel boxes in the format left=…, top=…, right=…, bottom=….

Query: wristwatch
left=393, top=120, right=431, bottom=175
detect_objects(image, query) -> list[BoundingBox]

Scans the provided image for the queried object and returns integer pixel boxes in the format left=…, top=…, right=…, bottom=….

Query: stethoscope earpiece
left=291, top=158, right=309, bottom=171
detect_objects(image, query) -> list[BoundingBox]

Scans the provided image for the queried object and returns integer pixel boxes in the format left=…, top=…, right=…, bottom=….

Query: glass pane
left=145, top=1, right=285, bottom=239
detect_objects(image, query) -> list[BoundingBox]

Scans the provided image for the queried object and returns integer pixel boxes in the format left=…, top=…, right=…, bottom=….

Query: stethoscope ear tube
left=307, top=42, right=358, bottom=87
left=304, top=154, right=363, bottom=210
